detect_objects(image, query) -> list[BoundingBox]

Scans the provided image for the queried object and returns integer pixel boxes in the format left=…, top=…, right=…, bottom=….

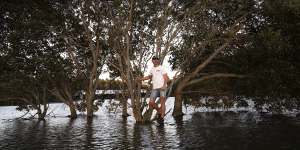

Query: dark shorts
left=150, top=89, right=166, bottom=100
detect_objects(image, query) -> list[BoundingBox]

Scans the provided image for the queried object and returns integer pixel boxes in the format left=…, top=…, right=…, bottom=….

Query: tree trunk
left=38, top=87, right=48, bottom=121
left=37, top=109, right=43, bottom=120
left=69, top=104, right=77, bottom=119
left=37, top=105, right=48, bottom=121
left=132, top=102, right=143, bottom=123
left=122, top=98, right=128, bottom=118
left=86, top=93, right=94, bottom=118
left=173, top=90, right=184, bottom=117
left=142, top=108, right=154, bottom=123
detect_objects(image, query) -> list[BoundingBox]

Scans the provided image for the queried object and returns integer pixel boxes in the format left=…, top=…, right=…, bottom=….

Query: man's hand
left=137, top=75, right=151, bottom=82
left=161, top=83, right=167, bottom=90
left=136, top=77, right=143, bottom=82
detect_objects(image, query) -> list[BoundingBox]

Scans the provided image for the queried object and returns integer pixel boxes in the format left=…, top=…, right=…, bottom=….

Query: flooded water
left=1, top=102, right=300, bottom=149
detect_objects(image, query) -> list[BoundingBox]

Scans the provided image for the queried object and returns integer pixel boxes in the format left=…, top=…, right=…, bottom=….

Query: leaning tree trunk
left=173, top=89, right=184, bottom=117
left=49, top=86, right=78, bottom=119
left=171, top=14, right=246, bottom=117
left=172, top=77, right=188, bottom=118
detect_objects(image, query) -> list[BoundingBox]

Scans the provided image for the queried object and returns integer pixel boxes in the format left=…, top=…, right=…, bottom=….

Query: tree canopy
left=0, top=0, right=299, bottom=120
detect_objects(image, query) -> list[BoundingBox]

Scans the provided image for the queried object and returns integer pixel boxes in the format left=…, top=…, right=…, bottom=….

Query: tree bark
left=68, top=102, right=77, bottom=119
left=49, top=86, right=78, bottom=119
left=171, top=13, right=248, bottom=117
left=121, top=96, right=128, bottom=118
left=86, top=92, right=94, bottom=118
left=132, top=100, right=143, bottom=123
left=173, top=89, right=184, bottom=117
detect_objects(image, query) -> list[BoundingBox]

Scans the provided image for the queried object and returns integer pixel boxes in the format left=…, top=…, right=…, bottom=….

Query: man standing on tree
left=138, top=56, right=168, bottom=119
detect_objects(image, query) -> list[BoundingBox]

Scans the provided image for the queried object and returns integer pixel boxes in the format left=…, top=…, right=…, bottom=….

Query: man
left=139, top=56, right=168, bottom=119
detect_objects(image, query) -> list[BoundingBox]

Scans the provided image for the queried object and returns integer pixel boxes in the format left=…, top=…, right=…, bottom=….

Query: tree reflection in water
left=1, top=106, right=300, bottom=149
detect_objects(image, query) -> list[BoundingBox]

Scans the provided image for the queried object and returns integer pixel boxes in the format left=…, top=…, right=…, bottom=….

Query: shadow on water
left=129, top=121, right=169, bottom=149
left=53, top=118, right=76, bottom=149
left=1, top=109, right=300, bottom=149
left=0, top=120, right=48, bottom=149
left=177, top=112, right=300, bottom=150
left=84, top=118, right=94, bottom=149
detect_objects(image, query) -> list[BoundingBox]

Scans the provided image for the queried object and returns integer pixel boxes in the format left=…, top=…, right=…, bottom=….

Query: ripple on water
left=1, top=104, right=300, bottom=149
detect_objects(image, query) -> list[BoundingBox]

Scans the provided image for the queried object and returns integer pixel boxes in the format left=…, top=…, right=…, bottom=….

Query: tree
left=0, top=0, right=80, bottom=119
left=106, top=0, right=203, bottom=123
left=0, top=0, right=60, bottom=120
left=60, top=0, right=110, bottom=118
left=169, top=0, right=256, bottom=117
left=228, top=0, right=300, bottom=105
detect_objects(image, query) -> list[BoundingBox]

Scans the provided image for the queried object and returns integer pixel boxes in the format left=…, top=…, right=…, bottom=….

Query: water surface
left=1, top=104, right=300, bottom=149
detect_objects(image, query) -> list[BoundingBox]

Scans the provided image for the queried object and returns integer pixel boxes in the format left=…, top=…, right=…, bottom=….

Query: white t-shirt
left=149, top=65, right=167, bottom=89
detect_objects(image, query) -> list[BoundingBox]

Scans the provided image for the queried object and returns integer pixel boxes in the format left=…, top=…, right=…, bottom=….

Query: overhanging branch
left=185, top=73, right=246, bottom=88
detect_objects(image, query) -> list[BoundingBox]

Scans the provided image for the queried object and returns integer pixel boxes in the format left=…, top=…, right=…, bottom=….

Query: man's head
left=152, top=56, right=160, bottom=66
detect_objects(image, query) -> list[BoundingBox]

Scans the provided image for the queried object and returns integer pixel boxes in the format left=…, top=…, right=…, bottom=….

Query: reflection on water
left=1, top=106, right=300, bottom=149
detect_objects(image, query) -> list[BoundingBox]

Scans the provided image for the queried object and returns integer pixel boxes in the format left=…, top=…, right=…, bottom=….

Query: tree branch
left=185, top=73, right=246, bottom=88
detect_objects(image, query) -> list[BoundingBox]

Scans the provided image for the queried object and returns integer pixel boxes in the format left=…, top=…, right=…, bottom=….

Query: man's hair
left=152, top=56, right=159, bottom=60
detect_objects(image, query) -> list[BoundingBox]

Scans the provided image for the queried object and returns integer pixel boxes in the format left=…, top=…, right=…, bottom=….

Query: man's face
left=152, top=59, right=160, bottom=66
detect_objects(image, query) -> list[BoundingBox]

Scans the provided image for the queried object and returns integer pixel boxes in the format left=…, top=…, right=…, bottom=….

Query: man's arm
left=139, top=75, right=152, bottom=81
left=162, top=73, right=169, bottom=89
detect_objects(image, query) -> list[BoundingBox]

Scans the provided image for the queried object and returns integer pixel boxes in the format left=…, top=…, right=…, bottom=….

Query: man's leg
left=159, top=90, right=167, bottom=118
left=149, top=90, right=160, bottom=112
left=149, top=98, right=159, bottom=111
left=159, top=97, right=166, bottom=118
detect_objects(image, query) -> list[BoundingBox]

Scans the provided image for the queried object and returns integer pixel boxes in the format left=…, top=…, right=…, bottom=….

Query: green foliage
left=0, top=0, right=82, bottom=103
left=230, top=0, right=300, bottom=97
left=168, top=0, right=299, bottom=99
left=0, top=0, right=299, bottom=110
left=169, top=0, right=256, bottom=72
